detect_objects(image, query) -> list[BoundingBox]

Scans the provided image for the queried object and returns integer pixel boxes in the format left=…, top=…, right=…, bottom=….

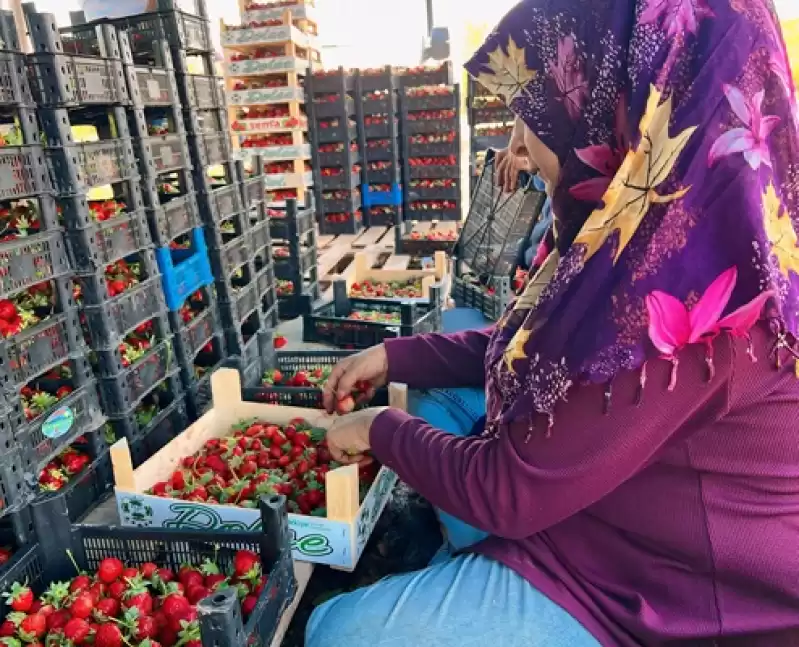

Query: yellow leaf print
left=574, top=85, right=697, bottom=264
left=763, top=182, right=799, bottom=276
left=475, top=36, right=537, bottom=104
left=504, top=327, right=531, bottom=373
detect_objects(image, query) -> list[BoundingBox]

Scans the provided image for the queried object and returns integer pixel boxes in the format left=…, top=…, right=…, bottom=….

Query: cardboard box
left=111, top=368, right=403, bottom=570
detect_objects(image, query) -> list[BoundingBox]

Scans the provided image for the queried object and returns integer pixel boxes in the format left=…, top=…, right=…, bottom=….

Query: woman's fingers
left=322, top=358, right=352, bottom=413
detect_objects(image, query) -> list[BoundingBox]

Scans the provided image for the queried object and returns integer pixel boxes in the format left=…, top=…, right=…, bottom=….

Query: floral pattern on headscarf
left=465, top=0, right=799, bottom=430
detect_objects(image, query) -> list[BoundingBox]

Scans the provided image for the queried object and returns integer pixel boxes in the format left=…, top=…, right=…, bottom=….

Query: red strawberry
left=46, top=609, right=71, bottom=631
left=64, top=617, right=91, bottom=644
left=0, top=548, right=12, bottom=565
left=19, top=614, right=46, bottom=640
left=186, top=585, right=210, bottom=605
left=241, top=595, right=258, bottom=617
left=156, top=568, right=174, bottom=583
left=3, top=582, right=33, bottom=612
left=69, top=592, right=94, bottom=619
left=108, top=580, right=127, bottom=600
left=0, top=620, right=16, bottom=636
left=335, top=395, right=355, bottom=415
left=69, top=574, right=92, bottom=593
left=203, top=574, right=226, bottom=590
left=95, top=623, right=123, bottom=647
left=95, top=597, right=120, bottom=619
left=122, top=567, right=139, bottom=579
left=124, top=579, right=153, bottom=616
left=160, top=593, right=190, bottom=619
left=98, top=557, right=124, bottom=583
left=178, top=568, right=203, bottom=589
left=141, top=563, right=158, bottom=578
left=233, top=550, right=260, bottom=579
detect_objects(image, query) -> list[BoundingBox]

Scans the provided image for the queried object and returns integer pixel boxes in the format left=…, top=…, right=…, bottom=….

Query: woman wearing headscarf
left=306, top=0, right=799, bottom=644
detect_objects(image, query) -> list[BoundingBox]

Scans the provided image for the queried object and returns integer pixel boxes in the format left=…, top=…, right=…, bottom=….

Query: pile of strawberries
left=266, top=190, right=298, bottom=202
left=313, top=94, right=340, bottom=104
left=408, top=200, right=457, bottom=212
left=409, top=178, right=456, bottom=190
left=368, top=206, right=396, bottom=217
left=362, top=90, right=389, bottom=101
left=0, top=280, right=57, bottom=338
left=87, top=200, right=126, bottom=223
left=323, top=211, right=361, bottom=225
left=366, top=139, right=390, bottom=150
left=410, top=132, right=456, bottom=145
left=228, top=17, right=282, bottom=30
left=261, top=367, right=371, bottom=413
left=0, top=548, right=272, bottom=647
left=406, top=109, right=456, bottom=122
left=475, top=125, right=514, bottom=137
left=405, top=86, right=453, bottom=98
left=238, top=106, right=289, bottom=119
left=241, top=134, right=292, bottom=149
left=406, top=228, right=458, bottom=242
left=232, top=77, right=286, bottom=91
left=322, top=189, right=358, bottom=200
left=38, top=441, right=91, bottom=491
left=148, top=418, right=378, bottom=515
left=347, top=309, right=401, bottom=324
left=113, top=320, right=157, bottom=370
left=367, top=161, right=391, bottom=171
left=408, top=155, right=457, bottom=167
left=276, top=279, right=294, bottom=297
left=363, top=115, right=388, bottom=126
left=319, top=142, right=357, bottom=153
left=350, top=278, right=423, bottom=300
left=230, top=46, right=283, bottom=62
left=396, top=63, right=447, bottom=76
left=0, top=200, right=42, bottom=242
left=320, top=165, right=359, bottom=178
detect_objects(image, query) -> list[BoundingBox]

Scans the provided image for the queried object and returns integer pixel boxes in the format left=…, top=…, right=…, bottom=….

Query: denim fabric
left=305, top=554, right=601, bottom=647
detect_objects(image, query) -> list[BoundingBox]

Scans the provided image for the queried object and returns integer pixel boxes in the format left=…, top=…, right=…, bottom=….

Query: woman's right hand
left=495, top=148, right=534, bottom=194
left=322, top=345, right=389, bottom=414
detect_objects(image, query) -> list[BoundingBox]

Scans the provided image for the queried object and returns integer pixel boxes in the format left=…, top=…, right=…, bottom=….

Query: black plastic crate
left=97, top=339, right=177, bottom=413
left=406, top=181, right=459, bottom=201
left=243, top=347, right=390, bottom=409
left=207, top=222, right=253, bottom=280
left=406, top=139, right=458, bottom=157
left=318, top=145, right=360, bottom=168
left=397, top=62, right=453, bottom=88
left=0, top=449, right=30, bottom=517
left=403, top=91, right=457, bottom=112
left=0, top=494, right=294, bottom=647
left=3, top=380, right=105, bottom=476
left=103, top=371, right=182, bottom=445
left=0, top=309, right=84, bottom=394
left=189, top=132, right=233, bottom=168
left=137, top=133, right=193, bottom=175
left=128, top=59, right=182, bottom=108
left=176, top=72, right=225, bottom=110
left=184, top=353, right=224, bottom=418
left=303, top=281, right=442, bottom=349
left=215, top=262, right=262, bottom=327
left=364, top=163, right=400, bottom=185
left=0, top=52, right=34, bottom=108
left=45, top=139, right=139, bottom=194
left=357, top=66, right=394, bottom=92
left=313, top=95, right=355, bottom=120
left=125, top=396, right=187, bottom=467
left=363, top=140, right=397, bottom=163
left=171, top=293, right=222, bottom=365
left=185, top=107, right=228, bottom=135
left=274, top=243, right=316, bottom=282
left=0, top=231, right=70, bottom=300
left=405, top=114, right=457, bottom=135
left=319, top=189, right=360, bottom=214
left=319, top=169, right=360, bottom=191
left=65, top=208, right=153, bottom=271
left=267, top=201, right=314, bottom=240
left=147, top=194, right=200, bottom=246
left=0, top=146, right=52, bottom=200
left=277, top=291, right=316, bottom=320
left=407, top=204, right=461, bottom=222
left=242, top=175, right=265, bottom=209
left=77, top=267, right=166, bottom=349
left=0, top=508, right=35, bottom=572
left=408, top=164, right=460, bottom=179
left=199, top=182, right=244, bottom=225
left=310, top=68, right=355, bottom=94
left=451, top=276, right=513, bottom=322
left=362, top=119, right=395, bottom=139
left=318, top=211, right=363, bottom=235
left=224, top=308, right=270, bottom=368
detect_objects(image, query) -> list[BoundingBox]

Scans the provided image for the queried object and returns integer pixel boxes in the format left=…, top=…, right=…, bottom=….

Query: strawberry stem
left=65, top=550, right=82, bottom=575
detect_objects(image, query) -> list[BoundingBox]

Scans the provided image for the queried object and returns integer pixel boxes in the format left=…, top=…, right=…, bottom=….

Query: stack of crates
left=399, top=63, right=462, bottom=222
left=356, top=66, right=403, bottom=228
left=20, top=9, right=157, bottom=521
left=307, top=68, right=363, bottom=235
left=269, top=199, right=319, bottom=321
left=467, top=76, right=514, bottom=191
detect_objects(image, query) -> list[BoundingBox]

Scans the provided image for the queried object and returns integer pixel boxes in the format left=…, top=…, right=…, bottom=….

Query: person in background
left=305, top=0, right=799, bottom=645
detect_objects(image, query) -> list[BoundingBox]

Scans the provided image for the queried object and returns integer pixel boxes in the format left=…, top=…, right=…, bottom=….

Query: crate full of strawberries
left=0, top=495, right=295, bottom=647
left=111, top=368, right=400, bottom=569
left=242, top=349, right=390, bottom=410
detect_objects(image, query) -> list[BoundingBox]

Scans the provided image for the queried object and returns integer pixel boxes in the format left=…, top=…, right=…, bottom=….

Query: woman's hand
left=325, top=407, right=388, bottom=465
left=495, top=148, right=534, bottom=194
left=322, top=345, right=389, bottom=414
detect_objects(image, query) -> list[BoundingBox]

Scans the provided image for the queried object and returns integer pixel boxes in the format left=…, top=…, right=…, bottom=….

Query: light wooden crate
left=111, top=368, right=404, bottom=571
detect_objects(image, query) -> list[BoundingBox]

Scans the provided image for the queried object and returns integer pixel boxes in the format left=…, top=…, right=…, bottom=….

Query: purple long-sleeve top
left=370, top=325, right=799, bottom=646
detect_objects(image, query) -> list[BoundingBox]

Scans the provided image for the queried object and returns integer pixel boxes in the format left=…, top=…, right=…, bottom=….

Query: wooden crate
left=110, top=368, right=404, bottom=571
left=338, top=250, right=448, bottom=302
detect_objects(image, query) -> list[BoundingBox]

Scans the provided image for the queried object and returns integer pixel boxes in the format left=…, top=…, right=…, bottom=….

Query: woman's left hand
left=325, top=407, right=388, bottom=465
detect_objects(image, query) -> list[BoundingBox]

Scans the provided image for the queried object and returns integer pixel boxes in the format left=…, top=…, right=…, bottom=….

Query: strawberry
left=123, top=577, right=153, bottom=615
left=95, top=623, right=123, bottom=647
left=63, top=617, right=91, bottom=644
left=69, top=592, right=94, bottom=619
left=69, top=574, right=91, bottom=593
left=160, top=593, right=190, bottom=619
left=46, top=609, right=71, bottom=631
left=0, top=620, right=17, bottom=637
left=233, top=550, right=260, bottom=580
left=19, top=614, right=46, bottom=640
left=335, top=395, right=355, bottom=415
left=0, top=300, right=17, bottom=321
left=97, top=557, right=124, bottom=583
left=95, top=597, right=120, bottom=619
left=108, top=580, right=127, bottom=600
left=186, top=585, right=210, bottom=605
left=122, top=567, right=139, bottom=579
left=3, top=582, right=33, bottom=612
left=241, top=595, right=258, bottom=617
left=141, top=562, right=158, bottom=578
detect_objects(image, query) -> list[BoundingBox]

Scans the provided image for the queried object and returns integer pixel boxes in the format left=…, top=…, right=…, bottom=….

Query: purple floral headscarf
left=465, top=0, right=799, bottom=430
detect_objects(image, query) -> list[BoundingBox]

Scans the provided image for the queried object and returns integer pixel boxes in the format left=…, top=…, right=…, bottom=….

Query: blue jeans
left=305, top=387, right=599, bottom=647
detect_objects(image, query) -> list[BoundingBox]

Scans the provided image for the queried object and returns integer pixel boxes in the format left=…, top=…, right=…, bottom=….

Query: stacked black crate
left=356, top=66, right=403, bottom=228
left=216, top=153, right=277, bottom=388
left=467, top=76, right=513, bottom=192
left=269, top=199, right=319, bottom=321
left=307, top=68, right=363, bottom=235
left=399, top=64, right=462, bottom=223
left=25, top=10, right=168, bottom=512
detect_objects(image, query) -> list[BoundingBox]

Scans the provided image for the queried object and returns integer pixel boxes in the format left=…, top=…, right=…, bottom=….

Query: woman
left=308, top=0, right=799, bottom=644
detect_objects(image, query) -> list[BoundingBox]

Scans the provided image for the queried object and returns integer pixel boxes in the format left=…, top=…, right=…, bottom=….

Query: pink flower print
left=548, top=35, right=588, bottom=121
left=708, top=85, right=781, bottom=170
left=640, top=0, right=714, bottom=38
left=570, top=99, right=630, bottom=202
left=646, top=267, right=773, bottom=388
